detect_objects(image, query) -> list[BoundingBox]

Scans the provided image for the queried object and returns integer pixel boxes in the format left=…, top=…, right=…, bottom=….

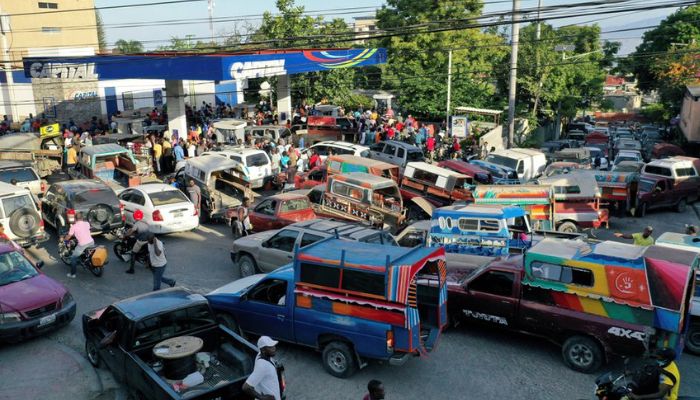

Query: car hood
left=233, top=230, right=278, bottom=250
left=208, top=274, right=267, bottom=296
left=0, top=274, right=66, bottom=313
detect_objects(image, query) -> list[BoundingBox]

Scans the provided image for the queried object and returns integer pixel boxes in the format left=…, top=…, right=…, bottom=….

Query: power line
left=5, top=0, right=207, bottom=18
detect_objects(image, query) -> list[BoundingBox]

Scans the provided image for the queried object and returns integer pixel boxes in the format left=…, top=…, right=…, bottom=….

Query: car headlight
left=62, top=292, right=74, bottom=307
left=0, top=312, right=21, bottom=324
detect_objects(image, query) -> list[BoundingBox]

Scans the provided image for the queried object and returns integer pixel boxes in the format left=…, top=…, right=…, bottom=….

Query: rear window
left=2, top=193, right=35, bottom=216
left=71, top=189, right=116, bottom=205
left=246, top=153, right=269, bottom=167
left=407, top=150, right=423, bottom=162
left=280, top=198, right=310, bottom=212
left=148, top=190, right=189, bottom=206
left=0, top=167, right=39, bottom=183
left=644, top=165, right=672, bottom=177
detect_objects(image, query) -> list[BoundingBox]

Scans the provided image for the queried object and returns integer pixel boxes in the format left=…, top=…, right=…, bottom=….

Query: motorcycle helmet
left=133, top=209, right=144, bottom=221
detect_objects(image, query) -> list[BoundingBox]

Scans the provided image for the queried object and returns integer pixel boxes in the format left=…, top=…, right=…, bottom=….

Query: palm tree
left=114, top=39, right=144, bottom=54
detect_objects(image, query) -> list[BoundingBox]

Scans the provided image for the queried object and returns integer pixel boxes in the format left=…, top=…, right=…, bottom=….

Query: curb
left=52, top=340, right=104, bottom=398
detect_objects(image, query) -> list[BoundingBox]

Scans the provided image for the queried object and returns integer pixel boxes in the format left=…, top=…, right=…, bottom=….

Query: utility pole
left=207, top=0, right=215, bottom=43
left=446, top=50, right=452, bottom=120
left=506, top=0, right=521, bottom=148
left=535, top=0, right=542, bottom=40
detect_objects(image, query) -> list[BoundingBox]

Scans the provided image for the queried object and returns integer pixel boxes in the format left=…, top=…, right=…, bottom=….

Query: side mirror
left=35, top=261, right=44, bottom=269
left=99, top=330, right=117, bottom=348
left=261, top=240, right=270, bottom=248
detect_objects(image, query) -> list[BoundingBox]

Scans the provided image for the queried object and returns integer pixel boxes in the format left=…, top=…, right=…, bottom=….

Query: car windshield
left=485, top=154, right=518, bottom=170
left=638, top=179, right=655, bottom=192
left=0, top=167, right=39, bottom=183
left=148, top=190, right=189, bottom=206
left=2, top=194, right=34, bottom=216
left=0, top=251, right=38, bottom=286
left=246, top=153, right=269, bottom=167
left=615, top=156, right=637, bottom=164
left=280, top=198, right=310, bottom=212
left=71, top=188, right=115, bottom=205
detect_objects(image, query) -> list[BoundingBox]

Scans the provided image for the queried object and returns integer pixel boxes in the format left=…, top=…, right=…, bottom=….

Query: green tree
left=630, top=5, right=700, bottom=94
left=376, top=0, right=508, bottom=118
left=95, top=10, right=107, bottom=52
left=114, top=39, right=144, bottom=54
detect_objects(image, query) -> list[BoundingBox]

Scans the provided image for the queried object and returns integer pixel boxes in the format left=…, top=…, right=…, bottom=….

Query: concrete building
left=602, top=75, right=642, bottom=112
left=0, top=0, right=214, bottom=125
left=680, top=85, right=700, bottom=143
left=352, top=16, right=377, bottom=43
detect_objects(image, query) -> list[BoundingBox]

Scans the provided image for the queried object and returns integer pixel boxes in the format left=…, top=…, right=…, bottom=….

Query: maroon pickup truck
left=635, top=156, right=700, bottom=217
left=443, top=238, right=695, bottom=373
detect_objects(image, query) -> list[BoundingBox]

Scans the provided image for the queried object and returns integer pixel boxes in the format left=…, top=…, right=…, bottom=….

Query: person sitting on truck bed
left=614, top=226, right=654, bottom=246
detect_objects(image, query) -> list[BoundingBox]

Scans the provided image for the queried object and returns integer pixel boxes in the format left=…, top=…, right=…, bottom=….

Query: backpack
left=631, top=362, right=677, bottom=395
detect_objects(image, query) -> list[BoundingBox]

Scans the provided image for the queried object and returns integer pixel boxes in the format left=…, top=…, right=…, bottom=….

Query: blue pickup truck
left=207, top=238, right=448, bottom=378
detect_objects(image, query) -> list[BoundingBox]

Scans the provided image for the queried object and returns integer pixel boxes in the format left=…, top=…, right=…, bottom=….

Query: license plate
left=173, top=213, right=183, bottom=218
left=39, top=313, right=56, bottom=326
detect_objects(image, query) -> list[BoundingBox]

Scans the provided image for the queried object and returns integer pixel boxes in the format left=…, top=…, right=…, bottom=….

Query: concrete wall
left=680, top=90, right=700, bottom=143
left=478, top=125, right=505, bottom=150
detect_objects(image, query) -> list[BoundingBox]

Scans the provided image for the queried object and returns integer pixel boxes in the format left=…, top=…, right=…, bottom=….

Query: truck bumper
left=388, top=351, right=413, bottom=366
left=15, top=231, right=50, bottom=248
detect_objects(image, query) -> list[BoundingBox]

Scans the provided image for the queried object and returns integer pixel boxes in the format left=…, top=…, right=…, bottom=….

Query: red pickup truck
left=442, top=238, right=695, bottom=373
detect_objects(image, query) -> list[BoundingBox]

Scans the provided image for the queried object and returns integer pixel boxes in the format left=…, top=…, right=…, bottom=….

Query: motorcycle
left=594, top=371, right=633, bottom=400
left=58, top=239, right=108, bottom=277
left=113, top=227, right=150, bottom=269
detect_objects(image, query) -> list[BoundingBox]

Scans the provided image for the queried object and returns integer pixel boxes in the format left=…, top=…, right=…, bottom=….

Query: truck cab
left=208, top=238, right=448, bottom=378
left=69, top=143, right=153, bottom=191
left=400, top=162, right=472, bottom=209
left=636, top=157, right=700, bottom=217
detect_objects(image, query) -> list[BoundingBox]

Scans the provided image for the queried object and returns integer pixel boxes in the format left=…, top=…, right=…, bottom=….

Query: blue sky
left=95, top=0, right=675, bottom=53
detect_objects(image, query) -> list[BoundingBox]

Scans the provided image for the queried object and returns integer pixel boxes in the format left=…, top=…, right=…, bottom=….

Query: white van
left=484, top=148, right=547, bottom=183
left=0, top=182, right=47, bottom=247
left=202, top=149, right=272, bottom=189
left=0, top=162, right=44, bottom=198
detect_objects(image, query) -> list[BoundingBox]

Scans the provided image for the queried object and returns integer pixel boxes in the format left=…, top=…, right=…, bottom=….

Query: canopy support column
left=276, top=74, right=291, bottom=125
left=165, top=80, right=188, bottom=140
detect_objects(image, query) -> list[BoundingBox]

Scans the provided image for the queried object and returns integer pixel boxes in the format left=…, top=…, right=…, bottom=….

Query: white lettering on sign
left=607, top=326, right=646, bottom=342
left=463, top=309, right=509, bottom=326
left=29, top=62, right=98, bottom=79
left=71, top=91, right=98, bottom=101
left=230, top=60, right=286, bottom=80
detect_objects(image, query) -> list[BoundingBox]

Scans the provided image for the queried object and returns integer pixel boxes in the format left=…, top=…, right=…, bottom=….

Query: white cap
left=257, top=336, right=278, bottom=350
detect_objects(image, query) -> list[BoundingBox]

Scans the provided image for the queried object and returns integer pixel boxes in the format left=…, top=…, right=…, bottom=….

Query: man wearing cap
left=243, top=336, right=281, bottom=400
left=147, top=233, right=175, bottom=291
left=615, top=226, right=655, bottom=246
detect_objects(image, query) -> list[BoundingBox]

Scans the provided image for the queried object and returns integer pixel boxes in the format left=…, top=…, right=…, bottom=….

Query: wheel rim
left=240, top=258, right=254, bottom=277
left=569, top=343, right=593, bottom=367
left=328, top=350, right=347, bottom=373
left=86, top=342, right=98, bottom=364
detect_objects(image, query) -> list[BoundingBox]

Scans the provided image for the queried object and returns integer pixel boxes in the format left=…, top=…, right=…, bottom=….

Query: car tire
left=238, top=254, right=257, bottom=277
left=322, top=341, right=357, bottom=378
left=557, top=221, right=578, bottom=234
left=85, top=339, right=101, bottom=368
left=676, top=198, right=687, bottom=213
left=561, top=335, right=603, bottom=373
left=685, top=323, right=700, bottom=355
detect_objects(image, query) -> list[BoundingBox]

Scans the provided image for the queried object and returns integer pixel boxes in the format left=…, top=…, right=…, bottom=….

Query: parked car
left=444, top=238, right=695, bottom=373
left=202, top=148, right=272, bottom=189
left=368, top=140, right=424, bottom=173
left=0, top=242, right=75, bottom=342
left=399, top=161, right=472, bottom=213
left=210, top=239, right=447, bottom=378
left=437, top=159, right=493, bottom=185
left=635, top=156, right=700, bottom=217
left=231, top=218, right=397, bottom=276
left=294, top=154, right=398, bottom=190
left=0, top=182, right=48, bottom=247
left=174, top=155, right=252, bottom=223
left=82, top=288, right=258, bottom=400
left=483, top=148, right=547, bottom=183
left=613, top=150, right=643, bottom=165
left=302, top=141, right=370, bottom=164
left=117, top=183, right=199, bottom=234
left=306, top=116, right=356, bottom=143
left=248, top=192, right=316, bottom=232
left=552, top=148, right=592, bottom=168
left=41, top=180, right=125, bottom=235
left=244, top=125, right=293, bottom=144
left=0, top=161, right=45, bottom=198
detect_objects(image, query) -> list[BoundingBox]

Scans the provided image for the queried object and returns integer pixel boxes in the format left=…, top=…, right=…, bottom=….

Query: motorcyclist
left=61, top=212, right=94, bottom=278
left=628, top=347, right=680, bottom=400
left=124, top=209, right=150, bottom=274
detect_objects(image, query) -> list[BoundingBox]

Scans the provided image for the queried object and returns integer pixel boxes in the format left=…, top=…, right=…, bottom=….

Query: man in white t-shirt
left=243, top=336, right=281, bottom=400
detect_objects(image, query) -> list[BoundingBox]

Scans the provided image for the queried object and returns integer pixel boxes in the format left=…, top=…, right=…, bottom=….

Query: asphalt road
left=2, top=206, right=700, bottom=400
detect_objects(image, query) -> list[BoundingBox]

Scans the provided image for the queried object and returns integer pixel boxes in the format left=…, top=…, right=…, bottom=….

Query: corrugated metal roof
left=687, top=85, right=700, bottom=98
left=453, top=106, right=503, bottom=115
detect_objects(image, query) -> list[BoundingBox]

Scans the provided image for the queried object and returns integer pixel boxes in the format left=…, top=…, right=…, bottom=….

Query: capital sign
left=230, top=60, right=286, bottom=80
left=29, top=62, right=98, bottom=79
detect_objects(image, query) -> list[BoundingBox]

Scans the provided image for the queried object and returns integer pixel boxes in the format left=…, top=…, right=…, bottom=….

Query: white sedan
left=118, top=183, right=199, bottom=234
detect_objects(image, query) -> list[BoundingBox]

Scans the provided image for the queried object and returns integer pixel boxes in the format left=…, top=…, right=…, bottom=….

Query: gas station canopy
left=22, top=48, right=387, bottom=81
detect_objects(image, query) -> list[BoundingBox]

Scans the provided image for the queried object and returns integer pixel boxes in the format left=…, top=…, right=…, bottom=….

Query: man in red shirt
left=426, top=133, right=436, bottom=160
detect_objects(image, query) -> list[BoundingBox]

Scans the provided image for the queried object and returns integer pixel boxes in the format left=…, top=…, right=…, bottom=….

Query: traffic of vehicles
left=2, top=117, right=700, bottom=399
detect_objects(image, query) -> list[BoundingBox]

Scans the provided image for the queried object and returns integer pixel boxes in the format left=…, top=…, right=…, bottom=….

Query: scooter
left=113, top=227, right=150, bottom=269
left=59, top=239, right=108, bottom=277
